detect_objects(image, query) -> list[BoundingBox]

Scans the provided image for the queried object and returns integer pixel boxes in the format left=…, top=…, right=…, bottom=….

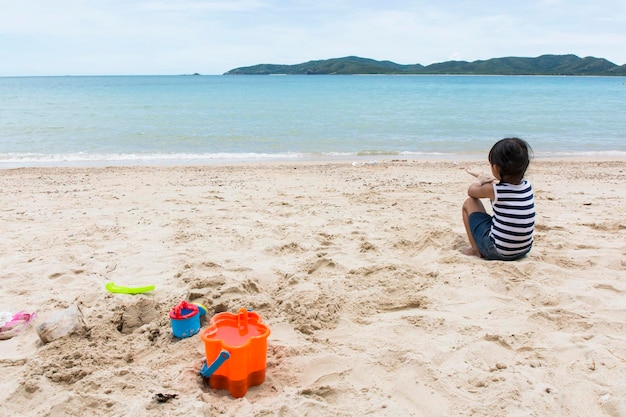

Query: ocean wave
left=0, top=152, right=305, bottom=167
left=2, top=149, right=625, bottom=168
left=535, top=150, right=626, bottom=157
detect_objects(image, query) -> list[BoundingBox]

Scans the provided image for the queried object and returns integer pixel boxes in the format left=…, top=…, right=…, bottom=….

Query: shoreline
left=1, top=159, right=625, bottom=416
left=2, top=153, right=626, bottom=171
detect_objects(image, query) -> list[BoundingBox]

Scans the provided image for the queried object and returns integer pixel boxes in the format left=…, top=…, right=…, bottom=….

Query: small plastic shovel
left=105, top=282, right=155, bottom=294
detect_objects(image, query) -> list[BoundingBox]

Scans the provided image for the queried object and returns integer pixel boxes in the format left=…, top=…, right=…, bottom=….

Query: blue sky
left=1, top=0, right=624, bottom=75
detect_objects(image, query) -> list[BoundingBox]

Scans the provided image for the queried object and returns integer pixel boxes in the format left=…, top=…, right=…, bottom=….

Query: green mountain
left=224, top=54, right=626, bottom=76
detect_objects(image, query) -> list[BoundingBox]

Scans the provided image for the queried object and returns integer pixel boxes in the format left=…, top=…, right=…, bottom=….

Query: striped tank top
left=490, top=180, right=535, bottom=257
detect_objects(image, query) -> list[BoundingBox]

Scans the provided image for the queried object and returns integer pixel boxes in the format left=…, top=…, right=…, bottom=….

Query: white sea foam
left=3, top=149, right=624, bottom=169
left=0, top=152, right=309, bottom=167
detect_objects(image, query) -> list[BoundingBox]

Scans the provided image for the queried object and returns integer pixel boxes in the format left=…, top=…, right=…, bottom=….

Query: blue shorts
left=468, top=212, right=528, bottom=261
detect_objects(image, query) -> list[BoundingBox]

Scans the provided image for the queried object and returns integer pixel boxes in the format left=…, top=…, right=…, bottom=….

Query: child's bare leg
left=462, top=197, right=486, bottom=257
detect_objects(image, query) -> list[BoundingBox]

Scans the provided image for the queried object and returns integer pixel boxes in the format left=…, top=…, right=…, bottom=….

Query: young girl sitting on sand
left=462, top=138, right=535, bottom=260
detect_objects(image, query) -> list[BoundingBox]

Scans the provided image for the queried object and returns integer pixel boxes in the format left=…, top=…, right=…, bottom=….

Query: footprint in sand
left=306, top=258, right=337, bottom=275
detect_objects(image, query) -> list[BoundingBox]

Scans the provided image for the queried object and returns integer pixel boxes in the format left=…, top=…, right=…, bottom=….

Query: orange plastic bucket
left=200, top=308, right=270, bottom=398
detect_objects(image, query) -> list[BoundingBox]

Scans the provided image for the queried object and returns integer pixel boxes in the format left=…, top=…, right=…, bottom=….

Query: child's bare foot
left=460, top=246, right=480, bottom=257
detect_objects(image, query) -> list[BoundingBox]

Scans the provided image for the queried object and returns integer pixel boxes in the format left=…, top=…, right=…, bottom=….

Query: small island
left=224, top=54, right=626, bottom=76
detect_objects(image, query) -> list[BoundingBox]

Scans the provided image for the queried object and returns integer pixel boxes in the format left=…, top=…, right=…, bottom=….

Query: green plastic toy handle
left=105, top=282, right=155, bottom=294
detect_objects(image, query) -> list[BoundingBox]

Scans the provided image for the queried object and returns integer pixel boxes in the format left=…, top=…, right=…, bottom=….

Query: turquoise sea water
left=1, top=75, right=625, bottom=167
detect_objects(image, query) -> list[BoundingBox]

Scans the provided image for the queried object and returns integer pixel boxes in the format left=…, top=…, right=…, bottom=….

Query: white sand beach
left=1, top=159, right=625, bottom=416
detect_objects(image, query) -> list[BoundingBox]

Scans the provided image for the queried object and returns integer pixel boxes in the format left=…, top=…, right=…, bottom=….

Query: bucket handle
left=237, top=308, right=248, bottom=335
left=200, top=350, right=230, bottom=378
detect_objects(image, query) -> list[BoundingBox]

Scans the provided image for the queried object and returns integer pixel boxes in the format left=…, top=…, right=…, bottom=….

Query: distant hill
left=224, top=55, right=626, bottom=76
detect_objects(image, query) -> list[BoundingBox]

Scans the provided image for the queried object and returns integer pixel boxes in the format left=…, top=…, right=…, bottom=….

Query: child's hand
left=477, top=174, right=496, bottom=185
left=466, top=169, right=495, bottom=185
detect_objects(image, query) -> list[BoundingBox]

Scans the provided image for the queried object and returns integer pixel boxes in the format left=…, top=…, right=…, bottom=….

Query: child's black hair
left=488, top=138, right=533, bottom=184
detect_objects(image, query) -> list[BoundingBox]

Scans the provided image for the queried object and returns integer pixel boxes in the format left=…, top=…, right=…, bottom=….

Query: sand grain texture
left=1, top=160, right=625, bottom=416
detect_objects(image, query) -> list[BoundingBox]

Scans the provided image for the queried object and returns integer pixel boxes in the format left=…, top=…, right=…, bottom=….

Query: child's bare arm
left=467, top=181, right=495, bottom=200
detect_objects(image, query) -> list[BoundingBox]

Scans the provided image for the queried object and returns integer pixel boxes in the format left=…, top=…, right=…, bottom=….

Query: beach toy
left=0, top=311, right=36, bottom=340
left=169, top=301, right=200, bottom=338
left=193, top=303, right=208, bottom=316
left=105, top=282, right=155, bottom=294
left=200, top=308, right=270, bottom=398
left=36, top=304, right=87, bottom=343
